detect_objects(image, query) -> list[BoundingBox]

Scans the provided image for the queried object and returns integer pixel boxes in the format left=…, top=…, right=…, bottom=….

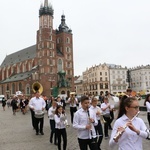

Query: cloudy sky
left=0, top=0, right=150, bottom=76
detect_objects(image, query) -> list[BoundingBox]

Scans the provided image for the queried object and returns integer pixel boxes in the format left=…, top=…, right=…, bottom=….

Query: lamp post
left=127, top=69, right=131, bottom=88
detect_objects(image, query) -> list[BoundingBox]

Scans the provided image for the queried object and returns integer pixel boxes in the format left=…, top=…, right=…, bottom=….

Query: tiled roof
left=1, top=45, right=36, bottom=67
left=0, top=70, right=35, bottom=83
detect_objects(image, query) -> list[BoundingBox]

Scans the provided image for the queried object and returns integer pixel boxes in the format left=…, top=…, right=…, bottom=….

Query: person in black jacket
left=2, top=97, right=7, bottom=111
left=11, top=96, right=18, bottom=115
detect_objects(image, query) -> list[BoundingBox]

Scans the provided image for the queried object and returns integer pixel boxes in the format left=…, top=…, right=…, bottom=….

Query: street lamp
left=127, top=69, right=131, bottom=88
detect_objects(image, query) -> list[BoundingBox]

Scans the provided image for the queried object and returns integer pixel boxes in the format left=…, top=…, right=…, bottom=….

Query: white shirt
left=109, top=114, right=148, bottom=150
left=90, top=105, right=102, bottom=121
left=146, top=101, right=150, bottom=113
left=73, top=108, right=98, bottom=139
left=54, top=113, right=66, bottom=129
left=48, top=107, right=56, bottom=120
left=57, top=101, right=63, bottom=107
left=29, top=97, right=46, bottom=111
left=101, top=102, right=110, bottom=115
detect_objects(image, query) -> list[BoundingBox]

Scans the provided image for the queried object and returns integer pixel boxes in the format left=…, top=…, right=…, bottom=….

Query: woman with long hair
left=144, top=94, right=150, bottom=128
left=54, top=105, right=67, bottom=150
left=109, top=96, right=149, bottom=150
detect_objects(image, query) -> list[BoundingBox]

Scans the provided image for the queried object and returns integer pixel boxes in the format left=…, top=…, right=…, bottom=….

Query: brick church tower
left=36, top=0, right=74, bottom=96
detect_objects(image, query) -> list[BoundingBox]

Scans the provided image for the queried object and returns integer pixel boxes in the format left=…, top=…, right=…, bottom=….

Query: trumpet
left=113, top=111, right=140, bottom=141
left=97, top=108, right=106, bottom=124
left=60, top=114, right=70, bottom=128
left=64, top=118, right=70, bottom=128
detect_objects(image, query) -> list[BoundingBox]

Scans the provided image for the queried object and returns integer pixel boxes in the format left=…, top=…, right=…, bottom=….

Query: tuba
left=32, top=82, right=43, bottom=94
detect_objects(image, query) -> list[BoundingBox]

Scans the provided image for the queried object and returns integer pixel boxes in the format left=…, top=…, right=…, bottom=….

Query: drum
left=34, top=110, right=44, bottom=118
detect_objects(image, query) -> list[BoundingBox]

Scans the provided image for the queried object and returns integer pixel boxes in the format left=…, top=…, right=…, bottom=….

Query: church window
left=66, top=37, right=70, bottom=43
left=47, top=42, right=49, bottom=48
left=50, top=43, right=52, bottom=49
left=19, top=82, right=22, bottom=91
left=50, top=51, right=52, bottom=57
left=66, top=47, right=70, bottom=53
left=47, top=50, right=49, bottom=56
left=12, top=83, right=15, bottom=94
left=57, top=38, right=61, bottom=44
left=50, top=35, right=52, bottom=41
left=50, top=59, right=53, bottom=66
left=57, top=59, right=63, bottom=72
left=26, top=87, right=30, bottom=95
left=47, top=59, right=49, bottom=65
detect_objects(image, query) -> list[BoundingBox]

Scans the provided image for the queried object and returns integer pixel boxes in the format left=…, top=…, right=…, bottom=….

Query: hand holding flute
left=113, top=111, right=140, bottom=142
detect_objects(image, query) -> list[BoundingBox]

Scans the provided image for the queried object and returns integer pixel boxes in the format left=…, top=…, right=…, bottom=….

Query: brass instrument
left=32, top=81, right=43, bottom=94
left=70, top=97, right=75, bottom=106
left=113, top=111, right=140, bottom=141
left=97, top=108, right=106, bottom=124
left=60, top=114, right=70, bottom=128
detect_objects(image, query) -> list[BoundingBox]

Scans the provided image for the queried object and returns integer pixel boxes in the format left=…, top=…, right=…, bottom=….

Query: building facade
left=130, top=65, right=150, bottom=92
left=82, top=63, right=110, bottom=96
left=0, top=0, right=74, bottom=98
left=109, top=65, right=128, bottom=94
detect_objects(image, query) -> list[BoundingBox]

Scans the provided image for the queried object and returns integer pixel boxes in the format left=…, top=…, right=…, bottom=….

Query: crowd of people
left=1, top=88, right=150, bottom=150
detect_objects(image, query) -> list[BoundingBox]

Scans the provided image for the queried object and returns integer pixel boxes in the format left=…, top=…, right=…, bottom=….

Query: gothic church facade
left=0, top=0, right=74, bottom=98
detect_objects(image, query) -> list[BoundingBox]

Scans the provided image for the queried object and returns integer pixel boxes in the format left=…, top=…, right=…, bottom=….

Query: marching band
left=2, top=89, right=150, bottom=150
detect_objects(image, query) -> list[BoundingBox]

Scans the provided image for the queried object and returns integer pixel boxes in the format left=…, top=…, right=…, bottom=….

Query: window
left=113, top=86, right=116, bottom=90
left=100, top=83, right=103, bottom=89
left=66, top=37, right=70, bottom=43
left=105, top=83, right=108, bottom=89
left=19, top=82, right=22, bottom=91
left=100, top=72, right=102, bottom=75
left=57, top=59, right=63, bottom=72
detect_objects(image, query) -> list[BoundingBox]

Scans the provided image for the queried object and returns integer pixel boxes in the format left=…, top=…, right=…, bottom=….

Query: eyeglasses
left=129, top=106, right=139, bottom=110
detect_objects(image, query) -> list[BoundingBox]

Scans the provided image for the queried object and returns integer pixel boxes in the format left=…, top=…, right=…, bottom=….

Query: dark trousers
left=30, top=109, right=36, bottom=129
left=109, top=110, right=114, bottom=128
left=55, top=128, right=67, bottom=150
left=70, top=107, right=77, bottom=123
left=103, top=116, right=111, bottom=137
left=35, top=117, right=44, bottom=133
left=95, top=120, right=103, bottom=148
left=78, top=138, right=98, bottom=150
left=50, top=120, right=57, bottom=143
left=147, top=112, right=150, bottom=127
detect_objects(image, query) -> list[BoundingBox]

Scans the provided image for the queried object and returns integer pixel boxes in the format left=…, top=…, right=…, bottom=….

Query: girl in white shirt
left=109, top=96, right=149, bottom=150
left=144, top=94, right=150, bottom=128
left=48, top=101, right=57, bottom=144
left=54, top=105, right=67, bottom=150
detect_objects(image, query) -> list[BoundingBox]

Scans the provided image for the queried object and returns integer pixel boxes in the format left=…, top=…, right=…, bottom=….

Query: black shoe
left=54, top=142, right=58, bottom=145
left=36, top=132, right=39, bottom=135
left=40, top=132, right=44, bottom=135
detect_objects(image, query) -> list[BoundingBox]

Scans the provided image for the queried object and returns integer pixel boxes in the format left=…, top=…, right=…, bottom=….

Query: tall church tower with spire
left=36, top=0, right=74, bottom=96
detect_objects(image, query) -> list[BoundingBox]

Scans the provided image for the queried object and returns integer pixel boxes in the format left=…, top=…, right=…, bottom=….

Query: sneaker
left=36, top=132, right=39, bottom=135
